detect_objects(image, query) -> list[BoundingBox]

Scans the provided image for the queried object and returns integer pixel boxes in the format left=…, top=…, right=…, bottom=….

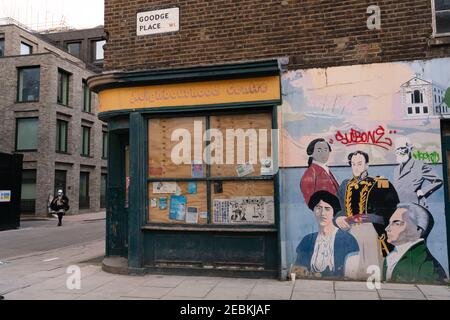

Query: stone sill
left=428, top=36, right=450, bottom=46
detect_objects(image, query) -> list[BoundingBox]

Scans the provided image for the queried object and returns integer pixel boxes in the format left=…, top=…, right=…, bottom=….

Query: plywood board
left=148, top=117, right=206, bottom=178
left=209, top=113, right=272, bottom=177
left=211, top=180, right=274, bottom=224
left=148, top=181, right=207, bottom=224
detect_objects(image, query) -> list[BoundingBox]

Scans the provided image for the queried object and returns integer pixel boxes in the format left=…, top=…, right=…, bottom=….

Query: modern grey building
left=0, top=21, right=107, bottom=216
left=42, top=26, right=105, bottom=72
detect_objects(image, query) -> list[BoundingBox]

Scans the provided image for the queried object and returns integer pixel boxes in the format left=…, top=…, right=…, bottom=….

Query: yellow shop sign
left=98, top=76, right=280, bottom=113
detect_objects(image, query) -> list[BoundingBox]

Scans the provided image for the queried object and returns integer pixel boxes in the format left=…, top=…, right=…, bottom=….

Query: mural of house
left=401, top=76, right=449, bottom=119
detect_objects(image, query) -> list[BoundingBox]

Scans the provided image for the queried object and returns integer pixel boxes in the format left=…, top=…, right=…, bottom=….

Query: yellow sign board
left=99, top=76, right=280, bottom=113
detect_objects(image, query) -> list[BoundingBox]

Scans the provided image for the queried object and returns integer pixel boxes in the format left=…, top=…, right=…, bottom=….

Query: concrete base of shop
left=102, top=257, right=129, bottom=275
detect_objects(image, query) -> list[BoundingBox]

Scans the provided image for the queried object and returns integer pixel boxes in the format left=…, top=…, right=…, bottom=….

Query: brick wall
left=104, top=0, right=450, bottom=72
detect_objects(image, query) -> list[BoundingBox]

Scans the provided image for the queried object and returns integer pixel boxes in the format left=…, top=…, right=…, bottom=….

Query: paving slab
left=166, top=283, right=216, bottom=298
left=380, top=282, right=421, bottom=291
left=291, top=291, right=335, bottom=300
left=142, top=275, right=187, bottom=288
left=122, top=286, right=173, bottom=299
left=5, top=290, right=81, bottom=300
left=215, top=278, right=257, bottom=289
left=294, top=279, right=334, bottom=293
left=335, top=290, right=380, bottom=300
left=247, top=284, right=293, bottom=300
left=161, top=295, right=202, bottom=300
left=378, top=289, right=426, bottom=300
left=204, top=285, right=253, bottom=300
left=119, top=296, right=159, bottom=300
left=334, top=281, right=372, bottom=291
left=416, top=285, right=450, bottom=297
left=426, top=295, right=450, bottom=300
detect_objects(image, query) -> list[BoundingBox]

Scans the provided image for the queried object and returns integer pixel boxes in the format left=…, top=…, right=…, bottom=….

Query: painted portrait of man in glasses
left=392, top=137, right=443, bottom=208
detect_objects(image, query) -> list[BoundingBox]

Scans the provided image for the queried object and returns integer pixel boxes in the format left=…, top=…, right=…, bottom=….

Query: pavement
left=0, top=212, right=105, bottom=259
left=20, top=211, right=106, bottom=222
left=0, top=211, right=449, bottom=300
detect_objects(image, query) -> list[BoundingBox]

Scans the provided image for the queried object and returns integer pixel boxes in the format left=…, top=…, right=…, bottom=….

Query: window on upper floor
left=66, top=42, right=81, bottom=58
left=57, top=69, right=70, bottom=106
left=433, top=0, right=450, bottom=36
left=81, top=126, right=91, bottom=157
left=16, top=118, right=38, bottom=151
left=92, top=40, right=105, bottom=61
left=20, top=42, right=32, bottom=55
left=56, top=119, right=68, bottom=153
left=17, top=66, right=40, bottom=102
left=82, top=80, right=92, bottom=113
left=0, top=38, right=4, bottom=56
left=102, top=130, right=108, bottom=159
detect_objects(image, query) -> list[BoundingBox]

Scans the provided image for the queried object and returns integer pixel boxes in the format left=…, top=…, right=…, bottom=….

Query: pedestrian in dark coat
left=50, top=189, right=70, bottom=226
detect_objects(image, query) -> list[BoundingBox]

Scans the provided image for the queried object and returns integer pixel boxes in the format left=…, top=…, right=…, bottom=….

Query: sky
left=0, top=0, right=104, bottom=30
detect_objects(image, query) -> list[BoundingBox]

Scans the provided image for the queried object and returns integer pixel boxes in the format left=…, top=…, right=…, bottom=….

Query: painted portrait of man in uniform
left=335, top=151, right=399, bottom=279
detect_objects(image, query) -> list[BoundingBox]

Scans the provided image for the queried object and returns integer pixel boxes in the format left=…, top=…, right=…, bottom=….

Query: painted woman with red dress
left=300, top=138, right=340, bottom=205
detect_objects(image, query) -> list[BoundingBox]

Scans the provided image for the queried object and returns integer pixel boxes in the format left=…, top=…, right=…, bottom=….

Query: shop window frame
left=144, top=105, right=279, bottom=231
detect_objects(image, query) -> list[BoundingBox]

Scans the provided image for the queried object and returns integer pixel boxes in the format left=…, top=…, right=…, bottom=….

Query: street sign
left=137, top=7, right=179, bottom=36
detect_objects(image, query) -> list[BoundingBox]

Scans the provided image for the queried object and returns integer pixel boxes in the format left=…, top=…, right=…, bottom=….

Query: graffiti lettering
left=335, top=125, right=394, bottom=150
left=413, top=151, right=440, bottom=165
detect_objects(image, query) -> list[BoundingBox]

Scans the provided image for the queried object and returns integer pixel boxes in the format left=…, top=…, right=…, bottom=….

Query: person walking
left=50, top=189, right=70, bottom=226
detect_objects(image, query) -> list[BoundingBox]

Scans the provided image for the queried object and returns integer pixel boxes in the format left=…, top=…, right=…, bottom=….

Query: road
left=0, top=218, right=105, bottom=260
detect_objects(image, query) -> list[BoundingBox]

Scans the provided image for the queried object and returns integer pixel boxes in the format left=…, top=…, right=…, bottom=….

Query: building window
left=412, top=90, right=423, bottom=104
left=79, top=172, right=90, bottom=209
left=407, top=107, right=413, bottom=114
left=57, top=69, right=70, bottom=106
left=56, top=120, right=68, bottom=153
left=437, top=106, right=442, bottom=114
left=20, top=42, right=32, bottom=55
left=415, top=106, right=421, bottom=114
left=54, top=170, right=67, bottom=196
left=423, top=106, right=429, bottom=114
left=100, top=174, right=107, bottom=208
left=0, top=38, right=4, bottom=56
left=81, top=126, right=91, bottom=156
left=433, top=0, right=450, bottom=36
left=93, top=40, right=105, bottom=61
left=82, top=80, right=91, bottom=113
left=17, top=67, right=40, bottom=102
left=66, top=42, right=81, bottom=57
left=21, top=169, right=37, bottom=212
left=16, top=118, right=38, bottom=151
left=102, top=131, right=108, bottom=159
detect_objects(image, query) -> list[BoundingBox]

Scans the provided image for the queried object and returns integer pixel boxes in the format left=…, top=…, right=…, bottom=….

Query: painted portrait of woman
left=293, top=190, right=359, bottom=278
left=300, top=138, right=340, bottom=205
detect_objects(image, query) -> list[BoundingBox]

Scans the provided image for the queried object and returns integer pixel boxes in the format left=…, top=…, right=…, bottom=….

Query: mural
left=282, top=58, right=450, bottom=283
left=300, top=138, right=339, bottom=205
left=384, top=203, right=446, bottom=283
left=292, top=190, right=359, bottom=278
left=335, top=150, right=399, bottom=279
